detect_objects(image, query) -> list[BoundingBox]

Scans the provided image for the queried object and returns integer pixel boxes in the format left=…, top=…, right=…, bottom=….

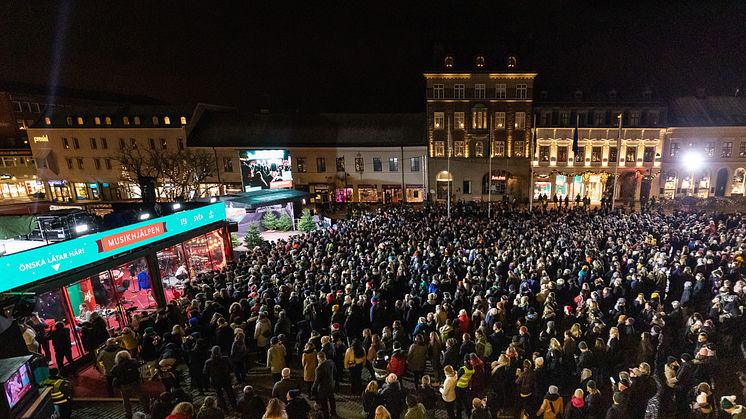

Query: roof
left=669, top=96, right=746, bottom=126
left=31, top=104, right=195, bottom=129
left=224, top=190, right=310, bottom=209
left=188, top=110, right=425, bottom=148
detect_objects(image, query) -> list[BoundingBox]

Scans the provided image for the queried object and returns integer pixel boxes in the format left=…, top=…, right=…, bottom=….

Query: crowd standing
left=17, top=202, right=746, bottom=419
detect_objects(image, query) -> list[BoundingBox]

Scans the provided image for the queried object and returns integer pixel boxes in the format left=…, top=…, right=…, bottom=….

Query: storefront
left=382, top=184, right=403, bottom=203
left=405, top=184, right=425, bottom=202
left=357, top=184, right=378, bottom=202
left=0, top=202, right=230, bottom=370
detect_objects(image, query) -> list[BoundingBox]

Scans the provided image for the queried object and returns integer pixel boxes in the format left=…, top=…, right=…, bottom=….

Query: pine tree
left=261, top=211, right=279, bottom=230
left=243, top=223, right=263, bottom=248
left=298, top=208, right=316, bottom=232
left=277, top=213, right=293, bottom=231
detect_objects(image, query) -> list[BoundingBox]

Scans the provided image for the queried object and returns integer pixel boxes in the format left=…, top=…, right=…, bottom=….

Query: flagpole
left=611, top=113, right=622, bottom=211
left=447, top=115, right=451, bottom=220
left=488, top=113, right=492, bottom=219
left=529, top=113, right=536, bottom=212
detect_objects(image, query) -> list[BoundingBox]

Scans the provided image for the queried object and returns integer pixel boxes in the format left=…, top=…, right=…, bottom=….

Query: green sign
left=0, top=203, right=226, bottom=293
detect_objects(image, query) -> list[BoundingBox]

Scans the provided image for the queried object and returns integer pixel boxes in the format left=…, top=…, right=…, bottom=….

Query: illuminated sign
left=33, top=135, right=49, bottom=143
left=0, top=203, right=226, bottom=292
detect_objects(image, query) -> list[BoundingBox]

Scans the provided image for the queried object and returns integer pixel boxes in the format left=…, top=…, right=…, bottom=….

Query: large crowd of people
left=29, top=203, right=746, bottom=418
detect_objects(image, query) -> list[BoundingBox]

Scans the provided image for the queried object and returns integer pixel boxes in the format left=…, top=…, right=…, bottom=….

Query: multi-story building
left=662, top=95, right=746, bottom=198
left=187, top=111, right=427, bottom=203
left=27, top=105, right=193, bottom=202
left=533, top=87, right=667, bottom=203
left=425, top=53, right=536, bottom=202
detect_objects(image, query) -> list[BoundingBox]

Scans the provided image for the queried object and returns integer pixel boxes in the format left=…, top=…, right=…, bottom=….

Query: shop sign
left=0, top=202, right=226, bottom=292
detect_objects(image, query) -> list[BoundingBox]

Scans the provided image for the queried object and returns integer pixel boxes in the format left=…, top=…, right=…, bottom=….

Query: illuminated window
left=495, top=112, right=506, bottom=129
left=152, top=116, right=159, bottom=125
left=44, top=117, right=51, bottom=125
left=77, top=116, right=84, bottom=125
left=516, top=84, right=527, bottom=99
left=454, top=112, right=464, bottom=129
left=434, top=142, right=445, bottom=157
left=94, top=116, right=101, bottom=125
left=475, top=84, right=485, bottom=99
left=180, top=116, right=187, bottom=125
left=475, top=141, right=484, bottom=157
left=515, top=112, right=526, bottom=129
left=164, top=116, right=171, bottom=125
left=134, top=116, right=141, bottom=125
left=454, top=84, right=465, bottom=99
left=105, top=116, right=112, bottom=125
left=433, top=84, right=444, bottom=99
left=496, top=84, right=506, bottom=99
left=433, top=112, right=444, bottom=129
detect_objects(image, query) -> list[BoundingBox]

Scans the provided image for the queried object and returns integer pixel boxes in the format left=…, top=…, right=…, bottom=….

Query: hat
left=721, top=395, right=737, bottom=410
left=549, top=385, right=559, bottom=395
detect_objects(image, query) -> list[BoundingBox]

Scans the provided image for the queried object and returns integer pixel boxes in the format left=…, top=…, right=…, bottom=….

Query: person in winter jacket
left=536, top=385, right=564, bottom=419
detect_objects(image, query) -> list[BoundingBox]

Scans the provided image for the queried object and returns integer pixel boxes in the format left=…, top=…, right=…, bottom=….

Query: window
left=180, top=116, right=187, bottom=125
left=73, top=138, right=80, bottom=149
left=594, top=112, right=604, bottom=126
left=177, top=138, right=184, bottom=150
left=496, top=84, right=506, bottom=99
left=373, top=157, right=383, bottom=171
left=494, top=141, right=505, bottom=157
left=105, top=158, right=112, bottom=170
left=66, top=116, right=73, bottom=126
left=148, top=138, right=156, bottom=149
left=336, top=157, right=345, bottom=172
left=513, top=141, right=526, bottom=157
left=66, top=158, right=73, bottom=170
left=388, top=157, right=399, bottom=172
left=608, top=146, right=618, bottom=162
left=433, top=143, right=445, bottom=158
left=495, top=112, right=506, bottom=129
left=44, top=117, right=51, bottom=125
left=630, top=111, right=641, bottom=126
left=626, top=146, right=637, bottom=163
left=539, top=146, right=550, bottom=161
left=472, top=107, right=487, bottom=129
left=475, top=84, right=485, bottom=99
left=90, top=138, right=97, bottom=149
left=558, top=146, right=568, bottom=162
left=463, top=180, right=472, bottom=194
left=475, top=141, right=484, bottom=157
left=76, top=116, right=84, bottom=125
left=454, top=84, right=465, bottom=99
left=575, top=146, right=586, bottom=162
left=12, top=101, right=21, bottom=112
left=454, top=112, right=465, bottom=129
left=63, top=138, right=70, bottom=149
left=152, top=116, right=159, bottom=125
left=101, top=138, right=108, bottom=149
left=105, top=116, right=112, bottom=125
left=740, top=142, right=746, bottom=158
left=643, top=146, right=656, bottom=162
left=94, top=158, right=101, bottom=170
left=433, top=84, right=444, bottom=99
left=410, top=157, right=420, bottom=171
left=515, top=112, right=526, bottom=129
left=161, top=138, right=167, bottom=149
left=164, top=116, right=171, bottom=125
left=77, top=158, right=84, bottom=170
left=454, top=141, right=465, bottom=157
left=704, top=142, right=715, bottom=158
left=670, top=142, right=680, bottom=157
left=433, top=112, right=444, bottom=129
left=119, top=138, right=126, bottom=149
left=134, top=116, right=141, bottom=125
left=123, top=116, right=130, bottom=125
left=223, top=158, right=233, bottom=172
left=592, top=146, right=602, bottom=162
left=94, top=116, right=101, bottom=125
left=560, top=112, right=570, bottom=126
left=516, top=84, right=527, bottom=99
left=722, top=142, right=733, bottom=158
left=316, top=157, right=326, bottom=172
left=296, top=157, right=306, bottom=172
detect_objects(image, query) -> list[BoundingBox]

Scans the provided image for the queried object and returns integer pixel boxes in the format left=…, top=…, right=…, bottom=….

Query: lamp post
left=682, top=151, right=704, bottom=197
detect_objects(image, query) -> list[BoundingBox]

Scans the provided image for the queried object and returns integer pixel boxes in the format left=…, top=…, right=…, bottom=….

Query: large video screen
left=239, top=150, right=293, bottom=192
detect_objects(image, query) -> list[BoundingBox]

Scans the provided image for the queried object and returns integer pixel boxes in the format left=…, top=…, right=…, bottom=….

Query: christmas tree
left=243, top=223, right=263, bottom=248
left=261, top=211, right=279, bottom=230
left=298, top=208, right=316, bottom=232
left=277, top=212, right=293, bottom=231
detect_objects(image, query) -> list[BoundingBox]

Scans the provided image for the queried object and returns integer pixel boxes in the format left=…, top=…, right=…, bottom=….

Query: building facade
left=533, top=88, right=667, bottom=203
left=661, top=96, right=746, bottom=198
left=425, top=54, right=536, bottom=203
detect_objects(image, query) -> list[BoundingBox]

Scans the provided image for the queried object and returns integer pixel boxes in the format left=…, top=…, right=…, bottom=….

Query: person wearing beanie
left=564, top=388, right=586, bottom=419
left=536, top=385, right=564, bottom=419
left=605, top=392, right=629, bottom=419
left=721, top=395, right=746, bottom=417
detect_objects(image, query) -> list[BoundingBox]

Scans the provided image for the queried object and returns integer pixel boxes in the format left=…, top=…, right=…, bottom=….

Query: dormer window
left=475, top=55, right=485, bottom=68
left=444, top=55, right=454, bottom=68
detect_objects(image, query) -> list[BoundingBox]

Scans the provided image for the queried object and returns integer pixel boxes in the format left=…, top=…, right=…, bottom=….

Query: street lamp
left=681, top=151, right=703, bottom=196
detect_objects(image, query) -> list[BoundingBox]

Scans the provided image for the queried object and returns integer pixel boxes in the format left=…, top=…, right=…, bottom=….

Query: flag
left=572, top=113, right=579, bottom=155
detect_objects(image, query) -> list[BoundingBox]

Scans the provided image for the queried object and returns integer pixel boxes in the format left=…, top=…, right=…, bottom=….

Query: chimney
left=696, top=87, right=706, bottom=98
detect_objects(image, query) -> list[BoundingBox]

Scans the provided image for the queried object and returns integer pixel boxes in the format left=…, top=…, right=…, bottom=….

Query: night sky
left=1, top=1, right=744, bottom=112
